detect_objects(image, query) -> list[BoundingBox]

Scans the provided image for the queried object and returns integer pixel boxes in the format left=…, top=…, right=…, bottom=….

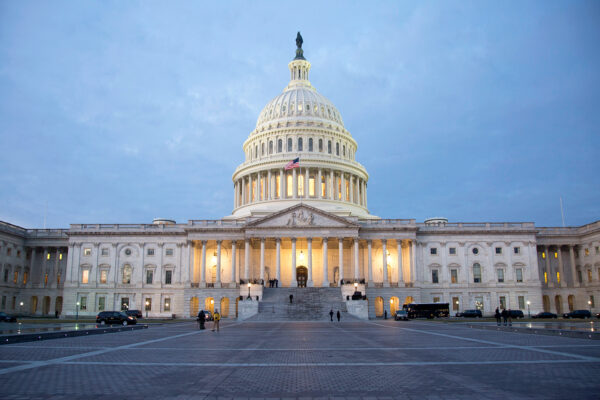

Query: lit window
left=122, top=265, right=132, bottom=284
left=298, top=174, right=304, bottom=197
left=588, top=270, right=593, bottom=282
left=557, top=271, right=561, bottom=283
left=57, top=274, right=61, bottom=285
left=146, top=270, right=153, bottom=285
left=82, top=269, right=89, bottom=284
left=499, top=296, right=506, bottom=309
left=475, top=296, right=484, bottom=310
left=451, top=269, right=458, bottom=283
left=147, top=248, right=155, bottom=256
left=100, top=270, right=108, bottom=284
left=44, top=273, right=48, bottom=286
left=432, top=270, right=439, bottom=284
left=449, top=247, right=456, bottom=255
left=544, top=271, right=548, bottom=284
left=145, top=298, right=152, bottom=311
left=164, top=297, right=171, bottom=312
left=286, top=174, right=293, bottom=197
left=554, top=252, right=558, bottom=259
left=497, top=269, right=504, bottom=283
left=473, top=263, right=481, bottom=283
left=321, top=176, right=326, bottom=197
left=276, top=174, right=281, bottom=198
left=13, top=271, right=18, bottom=284
left=541, top=252, right=546, bottom=259
left=495, top=247, right=502, bottom=255
left=166, top=249, right=174, bottom=256
left=80, top=297, right=87, bottom=310
left=47, top=253, right=51, bottom=260
left=309, top=176, right=315, bottom=197
left=514, top=247, right=520, bottom=254
left=59, top=253, right=63, bottom=260
left=98, top=297, right=105, bottom=311
left=23, top=270, right=29, bottom=284
left=585, top=248, right=590, bottom=256
left=433, top=297, right=440, bottom=303
left=430, top=248, right=437, bottom=255
left=84, top=248, right=92, bottom=256
left=121, top=297, right=130, bottom=311
left=516, top=268, right=523, bottom=282
left=165, top=270, right=172, bottom=285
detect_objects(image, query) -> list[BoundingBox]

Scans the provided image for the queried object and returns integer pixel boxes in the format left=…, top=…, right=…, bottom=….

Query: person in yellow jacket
left=212, top=310, right=221, bottom=332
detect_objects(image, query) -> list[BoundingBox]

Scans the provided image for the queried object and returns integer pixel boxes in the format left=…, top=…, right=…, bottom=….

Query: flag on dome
left=285, top=157, right=300, bottom=170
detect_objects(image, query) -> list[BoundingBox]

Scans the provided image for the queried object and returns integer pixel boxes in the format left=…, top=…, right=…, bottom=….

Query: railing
left=359, top=219, right=415, bottom=226
left=417, top=222, right=536, bottom=230
left=70, top=223, right=185, bottom=232
left=188, top=220, right=246, bottom=227
left=25, top=229, right=69, bottom=238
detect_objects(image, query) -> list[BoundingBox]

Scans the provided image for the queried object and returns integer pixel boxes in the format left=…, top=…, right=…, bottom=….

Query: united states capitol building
left=1, top=36, right=599, bottom=320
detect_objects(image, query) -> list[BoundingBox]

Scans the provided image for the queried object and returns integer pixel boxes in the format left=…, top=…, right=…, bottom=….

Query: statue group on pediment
left=286, top=210, right=314, bottom=227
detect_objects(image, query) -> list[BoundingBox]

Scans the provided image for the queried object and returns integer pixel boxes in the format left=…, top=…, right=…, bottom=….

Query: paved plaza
left=0, top=320, right=599, bottom=399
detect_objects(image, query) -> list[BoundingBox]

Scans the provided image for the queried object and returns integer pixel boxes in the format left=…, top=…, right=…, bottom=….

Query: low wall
left=346, top=300, right=369, bottom=320
left=237, top=300, right=259, bottom=320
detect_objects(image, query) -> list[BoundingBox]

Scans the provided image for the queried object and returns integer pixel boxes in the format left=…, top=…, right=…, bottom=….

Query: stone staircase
left=253, top=287, right=352, bottom=321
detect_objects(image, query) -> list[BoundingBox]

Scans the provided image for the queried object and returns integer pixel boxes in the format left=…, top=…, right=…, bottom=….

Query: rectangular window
left=452, top=297, right=459, bottom=311
left=82, top=270, right=89, bottom=284
left=542, top=252, right=546, bottom=259
left=449, top=247, right=456, bottom=255
left=473, top=264, right=481, bottom=283
left=98, top=297, right=105, bottom=311
left=475, top=296, right=484, bottom=311
left=544, top=271, right=548, bottom=284
left=3, top=269, right=8, bottom=282
left=166, top=248, right=174, bottom=256
left=497, top=269, right=504, bottom=283
left=252, top=180, right=257, bottom=201
left=165, top=270, right=172, bottom=285
left=121, top=297, right=129, bottom=311
left=588, top=270, right=593, bottom=282
left=432, top=270, right=439, bottom=284
left=595, top=246, right=599, bottom=255
left=146, top=270, right=153, bottom=285
left=11, top=296, right=16, bottom=310
left=145, top=298, right=152, bottom=311
left=44, top=273, right=48, bottom=286
left=23, top=271, right=28, bottom=284
left=518, top=296, right=525, bottom=310
left=321, top=176, right=326, bottom=197
left=451, top=269, right=458, bottom=284
left=57, top=274, right=61, bottom=285
left=433, top=296, right=440, bottom=303
left=337, top=177, right=341, bottom=200
left=83, top=248, right=92, bottom=256
left=164, top=297, right=171, bottom=312
left=585, top=248, right=590, bottom=256
left=100, top=270, right=108, bottom=284
left=557, top=271, right=561, bottom=283
left=17, top=250, right=21, bottom=258
left=298, top=174, right=304, bottom=196
left=13, top=271, right=18, bottom=284
left=101, top=248, right=109, bottom=256
left=495, top=247, right=502, bottom=254
left=80, top=297, right=87, bottom=310
left=286, top=174, right=293, bottom=197
left=577, top=270, right=582, bottom=284
left=59, top=253, right=63, bottom=260
left=514, top=247, right=520, bottom=254
left=430, top=248, right=437, bottom=255
left=345, top=180, right=349, bottom=201
left=147, top=248, right=155, bottom=256
left=516, top=268, right=523, bottom=282
left=6, top=248, right=11, bottom=256
left=309, top=176, right=315, bottom=197
left=499, top=296, right=506, bottom=309
left=276, top=175, right=281, bottom=198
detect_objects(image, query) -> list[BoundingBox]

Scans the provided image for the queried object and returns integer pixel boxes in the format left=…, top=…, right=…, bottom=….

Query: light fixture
left=212, top=252, right=217, bottom=264
left=390, top=298, right=394, bottom=304
left=299, top=250, right=304, bottom=261
left=247, top=282, right=251, bottom=288
left=211, top=299, right=214, bottom=305
left=354, top=282, right=358, bottom=289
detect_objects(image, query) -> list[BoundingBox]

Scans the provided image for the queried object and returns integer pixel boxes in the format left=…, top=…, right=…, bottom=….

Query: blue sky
left=0, top=1, right=598, bottom=228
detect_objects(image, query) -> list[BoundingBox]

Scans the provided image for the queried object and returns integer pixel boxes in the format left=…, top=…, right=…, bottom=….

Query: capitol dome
left=227, top=33, right=374, bottom=220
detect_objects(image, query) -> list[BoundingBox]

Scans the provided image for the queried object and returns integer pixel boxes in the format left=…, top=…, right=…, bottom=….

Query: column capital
left=322, top=237, right=328, bottom=244
left=381, top=239, right=387, bottom=245
left=275, top=238, right=281, bottom=243
left=216, top=239, right=222, bottom=244
left=307, top=237, right=312, bottom=243
left=291, top=237, right=297, bottom=243
left=260, top=237, right=266, bottom=243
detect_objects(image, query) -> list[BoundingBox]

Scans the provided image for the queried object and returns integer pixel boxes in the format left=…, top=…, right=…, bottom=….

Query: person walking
left=197, top=309, right=206, bottom=330
left=495, top=307, right=501, bottom=326
left=212, top=310, right=221, bottom=332
left=507, top=309, right=513, bottom=327
left=501, top=308, right=508, bottom=326
left=384, top=310, right=388, bottom=320
left=289, top=294, right=293, bottom=304
left=329, top=309, right=334, bottom=321
left=336, top=310, right=341, bottom=322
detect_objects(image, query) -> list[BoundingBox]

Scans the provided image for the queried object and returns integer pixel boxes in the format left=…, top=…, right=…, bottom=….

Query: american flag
left=285, top=157, right=300, bottom=170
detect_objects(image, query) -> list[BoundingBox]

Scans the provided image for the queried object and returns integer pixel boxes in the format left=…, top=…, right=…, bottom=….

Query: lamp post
left=145, top=300, right=150, bottom=318
left=19, top=301, right=23, bottom=316
left=76, top=301, right=80, bottom=321
left=455, top=300, right=459, bottom=316
left=527, top=301, right=531, bottom=318
left=211, top=298, right=214, bottom=312
left=247, top=282, right=251, bottom=299
left=589, top=300, right=593, bottom=313
left=354, top=282, right=358, bottom=291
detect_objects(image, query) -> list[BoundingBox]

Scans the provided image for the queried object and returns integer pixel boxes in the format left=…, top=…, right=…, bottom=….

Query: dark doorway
left=296, top=266, right=308, bottom=288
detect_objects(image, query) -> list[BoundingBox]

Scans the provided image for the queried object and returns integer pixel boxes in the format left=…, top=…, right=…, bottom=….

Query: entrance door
left=296, top=266, right=308, bottom=288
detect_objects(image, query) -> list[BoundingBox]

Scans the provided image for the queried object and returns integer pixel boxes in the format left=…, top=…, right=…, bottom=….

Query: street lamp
left=527, top=301, right=531, bottom=318
left=145, top=300, right=150, bottom=318
left=589, top=300, right=593, bottom=312
left=455, top=300, right=459, bottom=315
left=247, top=282, right=251, bottom=299
left=354, top=282, right=358, bottom=291
left=76, top=301, right=80, bottom=321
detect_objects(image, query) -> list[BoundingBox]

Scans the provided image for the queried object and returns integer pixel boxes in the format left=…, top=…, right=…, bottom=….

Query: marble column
left=276, top=239, right=281, bottom=282
left=322, top=238, right=329, bottom=287
left=341, top=172, right=346, bottom=201
left=338, top=238, right=344, bottom=284
left=244, top=239, right=250, bottom=281
left=411, top=240, right=416, bottom=284
left=267, top=170, right=272, bottom=200
left=382, top=239, right=389, bottom=287
left=367, top=240, right=373, bottom=285
left=291, top=238, right=297, bottom=287
left=354, top=239, right=359, bottom=280
left=230, top=240, right=236, bottom=287
left=317, top=169, right=322, bottom=199
left=215, top=240, right=221, bottom=288
left=557, top=246, right=565, bottom=287
left=293, top=168, right=298, bottom=198
left=249, top=174, right=253, bottom=202
left=569, top=246, right=578, bottom=287
left=307, top=238, right=313, bottom=287
left=544, top=245, right=552, bottom=287
left=260, top=238, right=265, bottom=282
left=280, top=169, right=285, bottom=199
left=398, top=240, right=404, bottom=284
left=257, top=173, right=262, bottom=201
left=200, top=241, right=207, bottom=287
left=330, top=170, right=335, bottom=200
left=241, top=177, right=246, bottom=205
left=305, top=168, right=309, bottom=198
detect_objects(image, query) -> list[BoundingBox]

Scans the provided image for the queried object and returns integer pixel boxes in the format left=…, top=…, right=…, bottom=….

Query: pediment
left=246, top=204, right=358, bottom=229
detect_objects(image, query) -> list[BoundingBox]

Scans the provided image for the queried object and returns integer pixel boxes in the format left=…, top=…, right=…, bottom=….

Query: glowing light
left=210, top=299, right=214, bottom=305
left=299, top=251, right=304, bottom=261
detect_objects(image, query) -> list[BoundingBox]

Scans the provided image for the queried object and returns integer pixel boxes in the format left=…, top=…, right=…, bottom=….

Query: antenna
left=43, top=200, right=47, bottom=229
left=560, top=197, right=566, bottom=227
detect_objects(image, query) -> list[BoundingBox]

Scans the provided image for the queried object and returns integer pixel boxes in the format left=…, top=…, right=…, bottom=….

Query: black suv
left=508, top=310, right=525, bottom=319
left=0, top=312, right=17, bottom=322
left=461, top=309, right=483, bottom=318
left=96, top=311, right=137, bottom=325
left=126, top=310, right=143, bottom=319
left=563, top=310, right=592, bottom=319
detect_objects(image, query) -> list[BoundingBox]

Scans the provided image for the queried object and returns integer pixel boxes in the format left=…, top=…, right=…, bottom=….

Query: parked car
left=562, top=310, right=592, bottom=319
left=126, top=309, right=143, bottom=319
left=596, top=313, right=600, bottom=319
left=508, top=310, right=525, bottom=319
left=394, top=310, right=409, bottom=321
left=0, top=312, right=17, bottom=322
left=461, top=309, right=483, bottom=318
left=532, top=312, right=558, bottom=319
left=203, top=310, right=213, bottom=321
left=96, top=311, right=137, bottom=325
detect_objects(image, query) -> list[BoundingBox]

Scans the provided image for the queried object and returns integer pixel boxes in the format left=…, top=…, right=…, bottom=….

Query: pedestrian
left=336, top=310, right=341, bottom=322
left=501, top=308, right=508, bottom=326
left=495, top=307, right=501, bottom=326
left=289, top=294, right=293, bottom=304
left=384, top=310, right=388, bottom=320
left=275, top=279, right=278, bottom=288
left=55, top=310, right=59, bottom=319
left=329, top=309, right=334, bottom=321
left=212, top=309, right=220, bottom=332
left=197, top=309, right=206, bottom=330
left=507, top=309, right=513, bottom=326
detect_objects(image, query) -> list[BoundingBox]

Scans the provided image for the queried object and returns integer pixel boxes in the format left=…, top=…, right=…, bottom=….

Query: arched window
left=122, top=264, right=132, bottom=284
left=269, top=141, right=273, bottom=154
left=261, top=143, right=265, bottom=156
left=287, top=138, right=292, bottom=152
left=308, top=138, right=313, bottom=152
left=343, top=145, right=346, bottom=157
left=298, top=138, right=303, bottom=151
left=277, top=139, right=282, bottom=153
left=473, top=263, right=481, bottom=283
left=336, top=142, right=340, bottom=156
left=328, top=140, right=332, bottom=154
left=254, top=146, right=258, bottom=159
left=318, top=139, right=323, bottom=152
